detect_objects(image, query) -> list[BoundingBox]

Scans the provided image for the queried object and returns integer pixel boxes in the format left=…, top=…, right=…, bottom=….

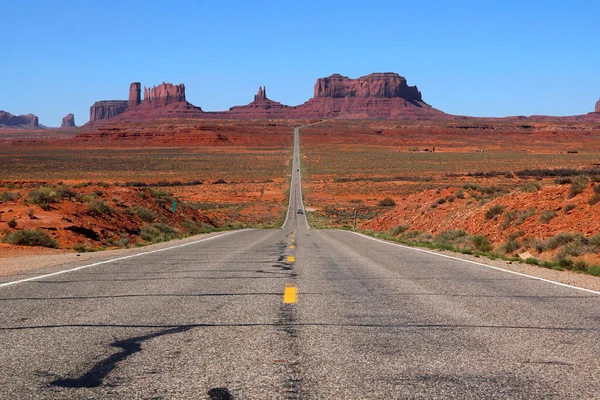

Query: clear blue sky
left=1, top=0, right=598, bottom=126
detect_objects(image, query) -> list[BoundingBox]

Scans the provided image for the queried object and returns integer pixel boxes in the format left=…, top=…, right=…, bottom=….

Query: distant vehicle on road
left=297, top=208, right=304, bottom=214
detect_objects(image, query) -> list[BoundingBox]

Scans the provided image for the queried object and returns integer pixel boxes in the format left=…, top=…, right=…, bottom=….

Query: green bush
left=573, top=260, right=589, bottom=272
left=436, top=198, right=446, bottom=204
left=88, top=199, right=115, bottom=215
left=539, top=210, right=557, bottom=224
left=129, top=206, right=157, bottom=223
left=73, top=243, right=97, bottom=253
left=2, top=229, right=58, bottom=248
left=378, top=197, right=396, bottom=207
left=502, top=238, right=521, bottom=254
left=545, top=232, right=578, bottom=250
left=0, top=192, right=19, bottom=202
left=434, top=229, right=467, bottom=245
left=524, top=257, right=539, bottom=265
left=390, top=224, right=410, bottom=236
left=55, top=185, right=78, bottom=200
left=183, top=219, right=201, bottom=235
left=140, top=223, right=180, bottom=243
left=568, top=175, right=589, bottom=198
left=589, top=193, right=600, bottom=206
left=588, top=265, right=600, bottom=276
left=594, top=185, right=600, bottom=194
left=554, top=177, right=572, bottom=185
left=485, top=204, right=505, bottom=220
left=28, top=187, right=58, bottom=205
left=472, top=234, right=493, bottom=252
left=557, top=257, right=574, bottom=269
left=563, top=203, right=576, bottom=214
left=456, top=190, right=465, bottom=199
left=7, top=219, right=17, bottom=228
left=520, top=182, right=541, bottom=193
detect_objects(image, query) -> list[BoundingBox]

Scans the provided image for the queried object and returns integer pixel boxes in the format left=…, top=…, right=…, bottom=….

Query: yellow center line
left=287, top=256, right=295, bottom=262
left=289, top=245, right=295, bottom=249
left=283, top=284, right=298, bottom=304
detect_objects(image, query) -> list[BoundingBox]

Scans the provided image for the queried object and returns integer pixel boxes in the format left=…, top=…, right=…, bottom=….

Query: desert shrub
left=148, top=189, right=174, bottom=206
left=515, top=207, right=537, bottom=225
left=545, top=232, right=577, bottom=250
left=7, top=219, right=17, bottom=228
left=141, top=223, right=179, bottom=243
left=0, top=192, right=19, bottom=202
left=502, top=238, right=521, bottom=254
left=525, top=257, right=539, bottom=265
left=588, top=265, right=600, bottom=276
left=485, top=204, right=505, bottom=220
left=539, top=210, right=557, bottom=224
left=568, top=175, right=589, bottom=198
left=434, top=229, right=467, bottom=245
left=348, top=199, right=363, bottom=204
left=88, top=199, right=115, bottom=215
left=436, top=198, right=446, bottom=204
left=378, top=197, right=396, bottom=207
left=183, top=219, right=201, bottom=235
left=500, top=210, right=518, bottom=230
left=594, top=185, right=600, bottom=194
left=557, top=237, right=590, bottom=258
left=28, top=187, right=58, bottom=205
left=72, top=243, right=97, bottom=253
left=472, top=235, right=493, bottom=252
left=447, top=196, right=455, bottom=202
left=96, top=181, right=110, bottom=188
left=563, top=203, right=576, bottom=214
left=456, top=190, right=465, bottom=199
left=2, top=229, right=58, bottom=248
left=390, top=224, right=409, bottom=236
left=588, top=193, right=600, bottom=206
left=572, top=260, right=589, bottom=272
left=55, top=185, right=78, bottom=200
left=557, top=257, right=574, bottom=269
left=212, top=179, right=227, bottom=184
left=520, top=182, right=541, bottom=193
left=554, top=177, right=572, bottom=185
left=129, top=206, right=157, bottom=223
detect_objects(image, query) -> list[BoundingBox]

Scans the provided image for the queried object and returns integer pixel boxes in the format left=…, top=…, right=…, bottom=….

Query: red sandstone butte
left=596, top=98, right=600, bottom=113
left=61, top=113, right=76, bottom=128
left=0, top=110, right=39, bottom=128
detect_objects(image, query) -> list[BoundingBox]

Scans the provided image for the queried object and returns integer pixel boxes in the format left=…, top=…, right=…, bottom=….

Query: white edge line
left=344, top=230, right=600, bottom=296
left=0, top=230, right=250, bottom=289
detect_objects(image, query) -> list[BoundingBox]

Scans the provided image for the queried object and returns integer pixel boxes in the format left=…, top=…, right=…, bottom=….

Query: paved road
left=0, top=126, right=599, bottom=399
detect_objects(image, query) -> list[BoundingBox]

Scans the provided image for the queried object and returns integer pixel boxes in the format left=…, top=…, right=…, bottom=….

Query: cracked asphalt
left=0, top=126, right=598, bottom=399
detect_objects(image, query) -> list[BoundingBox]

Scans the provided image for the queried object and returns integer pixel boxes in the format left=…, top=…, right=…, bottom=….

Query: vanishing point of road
left=0, top=125, right=599, bottom=399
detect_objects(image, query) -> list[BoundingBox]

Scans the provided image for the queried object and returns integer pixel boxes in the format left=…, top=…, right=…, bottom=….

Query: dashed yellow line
left=289, top=245, right=295, bottom=249
left=287, top=256, right=295, bottom=262
left=283, top=284, right=298, bottom=304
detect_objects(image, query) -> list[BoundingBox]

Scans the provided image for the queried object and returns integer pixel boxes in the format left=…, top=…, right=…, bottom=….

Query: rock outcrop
left=313, top=73, right=422, bottom=101
left=143, top=83, right=186, bottom=107
left=89, top=101, right=128, bottom=122
left=227, top=86, right=291, bottom=119
left=61, top=113, right=76, bottom=128
left=292, top=73, right=445, bottom=119
left=596, top=99, right=600, bottom=113
left=129, top=82, right=141, bottom=108
left=254, top=86, right=267, bottom=101
left=0, top=111, right=39, bottom=128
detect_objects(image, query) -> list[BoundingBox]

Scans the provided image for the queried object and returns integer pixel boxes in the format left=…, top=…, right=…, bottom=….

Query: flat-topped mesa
left=61, top=113, right=76, bottom=128
left=129, top=82, right=141, bottom=108
left=89, top=101, right=128, bottom=122
left=254, top=86, right=267, bottom=102
left=596, top=98, right=600, bottom=113
left=143, top=83, right=186, bottom=107
left=0, top=111, right=39, bottom=128
left=314, top=72, right=422, bottom=101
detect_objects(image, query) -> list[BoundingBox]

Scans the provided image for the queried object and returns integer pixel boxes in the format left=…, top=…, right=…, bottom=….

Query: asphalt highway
left=0, top=126, right=599, bottom=399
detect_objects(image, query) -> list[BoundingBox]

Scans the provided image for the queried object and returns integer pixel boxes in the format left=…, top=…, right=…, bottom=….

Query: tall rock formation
left=0, top=111, right=39, bottom=128
left=143, top=83, right=186, bottom=107
left=129, top=82, right=141, bottom=108
left=596, top=98, right=600, bottom=113
left=61, top=113, right=76, bottom=128
left=254, top=86, right=267, bottom=101
left=89, top=101, right=128, bottom=122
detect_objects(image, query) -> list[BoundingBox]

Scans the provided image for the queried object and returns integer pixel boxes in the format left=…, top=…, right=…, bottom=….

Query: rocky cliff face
left=61, top=113, right=76, bottom=128
left=0, top=111, right=39, bottom=128
left=129, top=82, right=141, bottom=108
left=314, top=73, right=422, bottom=101
left=143, top=83, right=186, bottom=107
left=89, top=101, right=128, bottom=122
left=596, top=99, right=600, bottom=113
